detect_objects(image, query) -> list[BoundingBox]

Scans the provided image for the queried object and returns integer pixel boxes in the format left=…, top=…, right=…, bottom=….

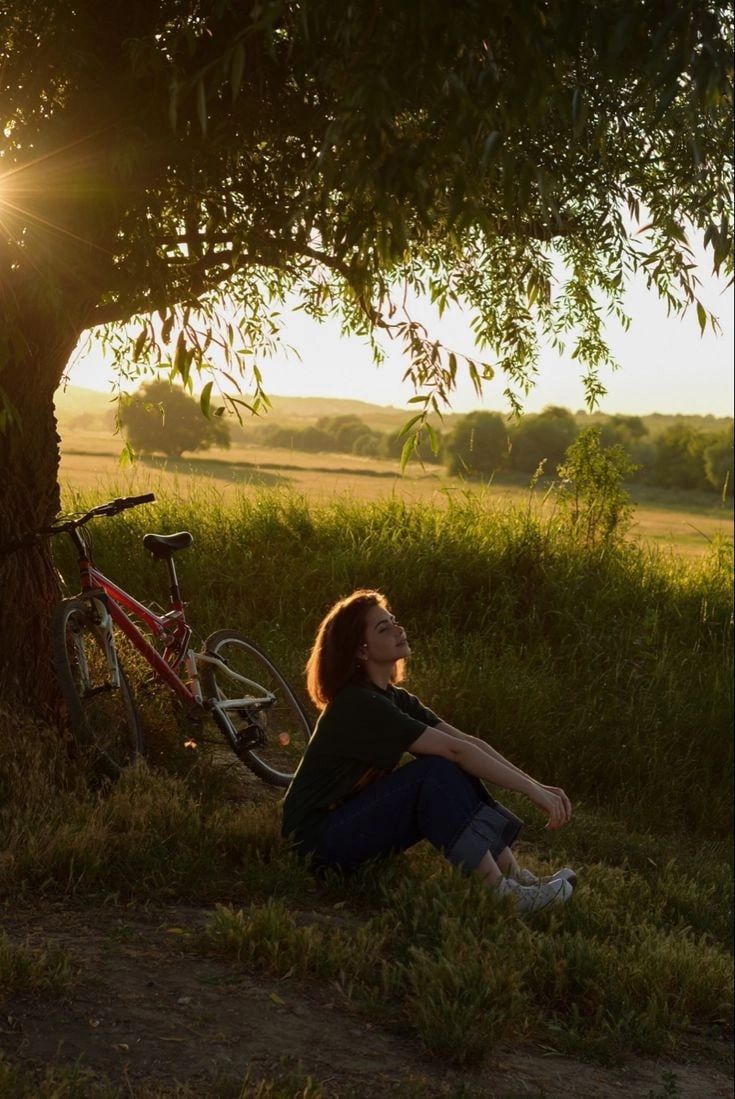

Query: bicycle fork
left=79, top=595, right=122, bottom=691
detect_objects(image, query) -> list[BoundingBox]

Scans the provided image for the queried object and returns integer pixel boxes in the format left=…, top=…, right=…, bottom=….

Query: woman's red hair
left=305, top=589, right=403, bottom=709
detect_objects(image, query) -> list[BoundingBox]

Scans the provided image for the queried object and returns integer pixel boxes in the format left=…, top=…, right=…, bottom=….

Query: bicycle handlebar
left=74, top=493, right=156, bottom=524
left=44, top=492, right=156, bottom=533
left=1, top=493, right=156, bottom=555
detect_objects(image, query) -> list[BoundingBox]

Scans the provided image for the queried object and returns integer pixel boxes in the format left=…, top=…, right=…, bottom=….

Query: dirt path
left=1, top=901, right=731, bottom=1097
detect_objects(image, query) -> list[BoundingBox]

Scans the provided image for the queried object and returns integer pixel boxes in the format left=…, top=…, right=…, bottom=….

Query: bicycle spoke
left=201, top=631, right=312, bottom=787
left=53, top=600, right=144, bottom=778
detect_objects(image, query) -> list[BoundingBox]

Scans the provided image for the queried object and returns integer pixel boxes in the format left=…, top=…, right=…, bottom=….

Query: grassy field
left=59, top=428, right=733, bottom=560
left=1, top=447, right=731, bottom=1093
left=2, top=487, right=733, bottom=1090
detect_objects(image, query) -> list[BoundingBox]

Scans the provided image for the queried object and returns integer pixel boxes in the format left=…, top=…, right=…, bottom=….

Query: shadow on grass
left=140, top=454, right=291, bottom=488
left=141, top=452, right=415, bottom=481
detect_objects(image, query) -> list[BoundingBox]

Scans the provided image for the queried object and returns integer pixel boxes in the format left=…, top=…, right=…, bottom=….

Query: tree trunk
left=0, top=307, right=85, bottom=716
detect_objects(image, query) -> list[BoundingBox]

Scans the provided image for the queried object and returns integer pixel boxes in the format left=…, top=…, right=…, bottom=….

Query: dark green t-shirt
left=282, top=681, right=440, bottom=853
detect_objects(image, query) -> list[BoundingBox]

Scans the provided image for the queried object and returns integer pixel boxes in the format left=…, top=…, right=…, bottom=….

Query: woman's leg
left=496, top=846, right=521, bottom=877
left=476, top=851, right=503, bottom=887
left=313, top=756, right=521, bottom=881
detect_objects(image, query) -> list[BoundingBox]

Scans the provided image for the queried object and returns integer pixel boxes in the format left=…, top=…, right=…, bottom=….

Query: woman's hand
left=528, top=785, right=569, bottom=830
left=540, top=784, right=572, bottom=823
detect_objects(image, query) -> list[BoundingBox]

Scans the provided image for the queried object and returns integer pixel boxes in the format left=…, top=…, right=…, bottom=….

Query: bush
left=556, top=428, right=637, bottom=550
left=121, top=380, right=230, bottom=458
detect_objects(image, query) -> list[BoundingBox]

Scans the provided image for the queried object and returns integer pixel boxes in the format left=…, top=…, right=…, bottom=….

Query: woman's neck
left=365, top=661, right=395, bottom=691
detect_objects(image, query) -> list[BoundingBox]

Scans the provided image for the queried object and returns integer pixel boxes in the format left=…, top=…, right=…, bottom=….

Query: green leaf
left=398, top=412, right=425, bottom=438
left=168, top=78, right=178, bottom=132
left=119, top=441, right=136, bottom=467
left=133, top=330, right=147, bottom=361
left=696, top=300, right=707, bottom=334
left=196, top=79, right=207, bottom=136
left=481, top=131, right=501, bottom=166
left=200, top=381, right=214, bottom=418
left=400, top=434, right=417, bottom=472
left=572, top=88, right=588, bottom=135
left=231, top=42, right=246, bottom=103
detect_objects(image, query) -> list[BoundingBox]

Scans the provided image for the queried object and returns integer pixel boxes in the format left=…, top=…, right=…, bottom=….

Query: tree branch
left=159, top=232, right=355, bottom=281
left=87, top=233, right=360, bottom=329
left=86, top=254, right=251, bottom=328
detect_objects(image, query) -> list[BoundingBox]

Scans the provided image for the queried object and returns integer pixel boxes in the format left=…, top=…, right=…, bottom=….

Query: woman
left=282, top=590, right=576, bottom=913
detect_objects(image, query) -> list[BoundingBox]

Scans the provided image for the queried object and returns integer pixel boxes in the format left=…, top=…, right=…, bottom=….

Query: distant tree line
left=446, top=408, right=733, bottom=495
left=116, top=381, right=732, bottom=496
left=254, top=406, right=733, bottom=495
left=259, top=414, right=443, bottom=464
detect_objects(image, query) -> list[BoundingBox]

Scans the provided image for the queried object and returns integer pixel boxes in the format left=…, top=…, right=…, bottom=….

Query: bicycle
left=31, top=493, right=311, bottom=785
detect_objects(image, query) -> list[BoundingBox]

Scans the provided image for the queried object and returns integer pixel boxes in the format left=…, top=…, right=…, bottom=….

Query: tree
left=651, top=424, right=710, bottom=490
left=598, top=414, right=654, bottom=481
left=315, top=415, right=369, bottom=453
left=703, top=426, right=733, bottom=497
left=0, top=2, right=732, bottom=710
left=121, top=380, right=230, bottom=458
left=509, top=406, right=579, bottom=475
left=379, top=429, right=443, bottom=465
left=446, top=412, right=509, bottom=477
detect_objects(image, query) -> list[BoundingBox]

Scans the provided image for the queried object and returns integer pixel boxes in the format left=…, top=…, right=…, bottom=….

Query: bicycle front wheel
left=201, top=630, right=312, bottom=787
left=52, top=598, right=144, bottom=780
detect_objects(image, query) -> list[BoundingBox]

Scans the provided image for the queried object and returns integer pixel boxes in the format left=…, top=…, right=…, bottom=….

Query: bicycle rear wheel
left=52, top=598, right=144, bottom=779
left=201, top=630, right=312, bottom=787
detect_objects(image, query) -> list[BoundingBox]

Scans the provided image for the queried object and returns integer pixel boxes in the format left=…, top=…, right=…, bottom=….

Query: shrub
left=121, top=380, right=230, bottom=458
left=555, top=427, right=637, bottom=550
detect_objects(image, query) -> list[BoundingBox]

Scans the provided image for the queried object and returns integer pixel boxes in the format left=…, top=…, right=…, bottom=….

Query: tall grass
left=54, top=485, right=733, bottom=836
left=2, top=484, right=728, bottom=1072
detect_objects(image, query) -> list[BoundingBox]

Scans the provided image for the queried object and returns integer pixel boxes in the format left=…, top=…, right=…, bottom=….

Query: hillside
left=54, top=385, right=453, bottom=435
left=55, top=384, right=733, bottom=437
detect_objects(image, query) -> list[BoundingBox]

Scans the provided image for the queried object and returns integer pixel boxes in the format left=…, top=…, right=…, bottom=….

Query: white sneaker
left=505, top=876, right=573, bottom=914
left=514, top=866, right=577, bottom=888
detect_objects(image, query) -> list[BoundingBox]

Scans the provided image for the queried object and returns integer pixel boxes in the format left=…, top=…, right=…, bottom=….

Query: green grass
left=53, top=485, right=733, bottom=836
left=0, top=933, right=73, bottom=1001
left=1, top=484, right=731, bottom=1074
left=0, top=1057, right=329, bottom=1098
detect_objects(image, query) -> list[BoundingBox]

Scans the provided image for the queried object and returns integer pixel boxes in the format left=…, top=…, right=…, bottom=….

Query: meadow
left=58, top=427, right=734, bottom=560
left=1, top=475, right=732, bottom=1095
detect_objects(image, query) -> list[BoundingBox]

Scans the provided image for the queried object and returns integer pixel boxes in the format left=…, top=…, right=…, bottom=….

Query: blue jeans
left=313, top=756, right=523, bottom=874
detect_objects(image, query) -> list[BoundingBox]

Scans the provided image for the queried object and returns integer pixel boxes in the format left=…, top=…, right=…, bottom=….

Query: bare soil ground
left=2, top=900, right=731, bottom=1098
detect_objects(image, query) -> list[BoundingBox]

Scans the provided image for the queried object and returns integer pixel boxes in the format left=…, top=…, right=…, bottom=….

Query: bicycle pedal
left=83, top=683, right=114, bottom=699
left=234, top=723, right=266, bottom=753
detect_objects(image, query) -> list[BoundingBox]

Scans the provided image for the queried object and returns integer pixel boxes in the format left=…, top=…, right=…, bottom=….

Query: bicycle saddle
left=142, top=531, right=194, bottom=558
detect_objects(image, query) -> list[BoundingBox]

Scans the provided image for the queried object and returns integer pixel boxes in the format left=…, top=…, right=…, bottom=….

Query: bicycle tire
left=201, top=629, right=312, bottom=787
left=52, top=597, right=144, bottom=779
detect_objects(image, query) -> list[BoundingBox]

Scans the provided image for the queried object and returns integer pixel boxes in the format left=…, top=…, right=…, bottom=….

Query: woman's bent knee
left=410, top=754, right=468, bottom=786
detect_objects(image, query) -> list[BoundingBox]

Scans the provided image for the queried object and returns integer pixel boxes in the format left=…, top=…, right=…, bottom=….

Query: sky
left=66, top=264, right=734, bottom=419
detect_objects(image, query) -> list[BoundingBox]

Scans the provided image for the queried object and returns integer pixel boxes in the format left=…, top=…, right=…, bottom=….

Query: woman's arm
left=434, top=719, right=572, bottom=820
left=408, top=726, right=568, bottom=830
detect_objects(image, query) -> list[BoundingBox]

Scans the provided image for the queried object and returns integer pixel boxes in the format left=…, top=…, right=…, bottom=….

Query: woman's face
left=360, top=602, right=411, bottom=666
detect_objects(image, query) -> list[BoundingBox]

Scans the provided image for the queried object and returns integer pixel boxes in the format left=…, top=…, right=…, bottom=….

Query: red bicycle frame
left=78, top=556, right=200, bottom=709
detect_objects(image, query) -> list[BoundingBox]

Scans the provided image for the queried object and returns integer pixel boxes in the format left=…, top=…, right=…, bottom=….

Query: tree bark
left=0, top=304, right=86, bottom=716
